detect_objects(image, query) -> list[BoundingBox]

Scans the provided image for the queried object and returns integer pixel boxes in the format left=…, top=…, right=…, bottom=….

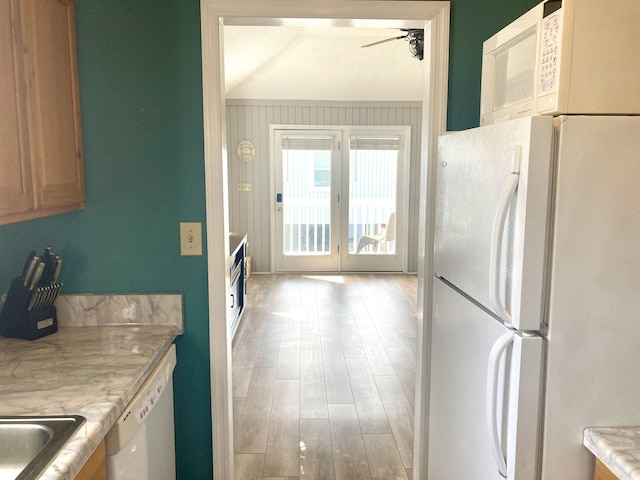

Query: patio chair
left=356, top=212, right=396, bottom=253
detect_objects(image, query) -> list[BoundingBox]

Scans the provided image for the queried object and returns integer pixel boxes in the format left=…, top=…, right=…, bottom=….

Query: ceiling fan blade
left=361, top=34, right=407, bottom=48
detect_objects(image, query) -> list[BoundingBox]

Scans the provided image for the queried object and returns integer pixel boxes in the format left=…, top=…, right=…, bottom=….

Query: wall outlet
left=180, top=222, right=202, bottom=256
left=237, top=183, right=252, bottom=192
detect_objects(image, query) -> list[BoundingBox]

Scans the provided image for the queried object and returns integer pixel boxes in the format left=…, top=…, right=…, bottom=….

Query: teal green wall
left=448, top=0, right=540, bottom=130
left=0, top=0, right=538, bottom=478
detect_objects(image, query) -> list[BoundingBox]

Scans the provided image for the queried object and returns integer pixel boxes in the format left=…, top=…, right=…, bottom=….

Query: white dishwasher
left=105, top=344, right=177, bottom=480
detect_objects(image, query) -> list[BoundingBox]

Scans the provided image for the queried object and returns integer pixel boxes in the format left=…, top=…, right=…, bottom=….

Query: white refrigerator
left=427, top=115, right=640, bottom=479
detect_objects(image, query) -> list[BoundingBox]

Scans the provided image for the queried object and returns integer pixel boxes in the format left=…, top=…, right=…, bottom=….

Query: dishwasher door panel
left=105, top=344, right=177, bottom=480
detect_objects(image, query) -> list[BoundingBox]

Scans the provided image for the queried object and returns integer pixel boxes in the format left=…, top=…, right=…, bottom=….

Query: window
left=313, top=152, right=331, bottom=189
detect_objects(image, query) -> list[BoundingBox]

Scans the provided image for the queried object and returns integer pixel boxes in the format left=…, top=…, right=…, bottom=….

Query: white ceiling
left=223, top=26, right=424, bottom=102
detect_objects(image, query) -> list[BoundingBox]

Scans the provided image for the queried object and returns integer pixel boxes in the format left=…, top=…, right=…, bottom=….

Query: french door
left=273, top=126, right=410, bottom=272
left=274, top=129, right=341, bottom=271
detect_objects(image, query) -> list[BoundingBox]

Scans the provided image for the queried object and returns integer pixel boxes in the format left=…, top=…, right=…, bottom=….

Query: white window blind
left=349, top=136, right=401, bottom=151
left=282, top=136, right=334, bottom=151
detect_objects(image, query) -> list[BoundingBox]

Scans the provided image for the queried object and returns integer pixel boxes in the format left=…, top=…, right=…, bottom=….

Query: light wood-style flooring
left=232, top=274, right=418, bottom=480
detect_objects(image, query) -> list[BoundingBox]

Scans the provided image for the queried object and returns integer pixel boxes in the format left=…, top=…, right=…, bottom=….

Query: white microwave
left=480, top=0, right=640, bottom=125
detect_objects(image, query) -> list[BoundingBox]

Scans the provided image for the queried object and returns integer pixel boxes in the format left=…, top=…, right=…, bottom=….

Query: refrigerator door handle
left=489, top=171, right=519, bottom=326
left=486, top=331, right=514, bottom=478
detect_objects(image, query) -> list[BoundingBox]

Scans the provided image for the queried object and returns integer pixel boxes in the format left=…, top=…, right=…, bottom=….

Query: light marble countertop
left=0, top=325, right=179, bottom=480
left=584, top=427, right=640, bottom=480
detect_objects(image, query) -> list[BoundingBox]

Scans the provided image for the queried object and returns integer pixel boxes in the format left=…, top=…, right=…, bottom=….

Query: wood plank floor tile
left=320, top=319, right=354, bottom=405
left=300, top=418, right=336, bottom=480
left=233, top=366, right=253, bottom=398
left=234, top=453, right=265, bottom=480
left=357, top=325, right=396, bottom=376
left=337, top=314, right=367, bottom=359
left=263, top=380, right=300, bottom=477
left=322, top=346, right=354, bottom=405
left=235, top=368, right=276, bottom=453
left=255, top=322, right=283, bottom=368
left=374, top=376, right=414, bottom=469
left=233, top=396, right=245, bottom=449
left=373, top=325, right=406, bottom=350
left=386, top=347, right=417, bottom=410
left=300, top=349, right=328, bottom=419
left=345, top=358, right=391, bottom=434
left=276, top=321, right=301, bottom=380
left=347, top=299, right=375, bottom=327
left=329, top=404, right=372, bottom=480
left=233, top=336, right=262, bottom=369
left=363, top=434, right=409, bottom=480
left=300, top=314, right=322, bottom=351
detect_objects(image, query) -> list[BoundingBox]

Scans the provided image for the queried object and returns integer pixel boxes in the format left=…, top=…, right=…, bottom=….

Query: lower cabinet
left=594, top=458, right=618, bottom=480
left=74, top=440, right=106, bottom=480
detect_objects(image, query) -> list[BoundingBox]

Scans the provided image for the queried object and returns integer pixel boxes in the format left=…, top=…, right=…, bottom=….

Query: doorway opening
left=200, top=1, right=450, bottom=478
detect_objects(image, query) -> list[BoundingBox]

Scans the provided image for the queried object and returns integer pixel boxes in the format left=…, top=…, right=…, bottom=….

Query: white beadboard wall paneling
left=227, top=100, right=422, bottom=273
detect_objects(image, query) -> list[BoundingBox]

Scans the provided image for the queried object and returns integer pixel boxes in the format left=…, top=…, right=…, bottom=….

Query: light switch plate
left=237, top=183, right=252, bottom=192
left=180, top=222, right=202, bottom=256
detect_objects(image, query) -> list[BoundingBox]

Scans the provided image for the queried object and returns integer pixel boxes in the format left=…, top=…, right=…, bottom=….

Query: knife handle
left=28, top=262, right=45, bottom=291
left=52, top=257, right=62, bottom=284
left=22, top=256, right=38, bottom=288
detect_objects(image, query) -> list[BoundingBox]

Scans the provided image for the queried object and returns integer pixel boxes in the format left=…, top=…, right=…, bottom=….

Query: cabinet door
left=20, top=0, right=85, bottom=211
left=0, top=0, right=33, bottom=216
left=594, top=459, right=618, bottom=480
left=74, top=440, right=107, bottom=480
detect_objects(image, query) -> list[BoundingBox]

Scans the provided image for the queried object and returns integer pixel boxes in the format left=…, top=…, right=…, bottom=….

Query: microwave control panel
left=539, top=7, right=562, bottom=94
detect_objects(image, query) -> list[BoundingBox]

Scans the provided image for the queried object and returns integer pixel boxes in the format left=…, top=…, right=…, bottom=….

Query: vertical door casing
left=428, top=279, right=543, bottom=480
left=20, top=0, right=85, bottom=211
left=434, top=115, right=553, bottom=331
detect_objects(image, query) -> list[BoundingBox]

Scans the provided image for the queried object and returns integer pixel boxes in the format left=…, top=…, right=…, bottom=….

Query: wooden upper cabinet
left=0, top=0, right=85, bottom=225
left=0, top=0, right=33, bottom=217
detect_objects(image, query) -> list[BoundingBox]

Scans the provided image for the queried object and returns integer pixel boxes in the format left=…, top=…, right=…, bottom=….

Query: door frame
left=340, top=125, right=412, bottom=272
left=272, top=127, right=343, bottom=272
left=200, top=1, right=449, bottom=478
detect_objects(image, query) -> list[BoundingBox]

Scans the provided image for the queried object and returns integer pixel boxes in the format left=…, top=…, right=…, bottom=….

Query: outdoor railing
left=283, top=199, right=394, bottom=254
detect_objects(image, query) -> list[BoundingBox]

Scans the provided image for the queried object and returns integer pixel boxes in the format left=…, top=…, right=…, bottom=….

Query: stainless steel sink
left=0, top=415, right=85, bottom=480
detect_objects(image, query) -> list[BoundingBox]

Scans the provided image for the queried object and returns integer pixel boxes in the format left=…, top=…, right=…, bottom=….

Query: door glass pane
left=349, top=136, right=399, bottom=255
left=282, top=136, right=332, bottom=256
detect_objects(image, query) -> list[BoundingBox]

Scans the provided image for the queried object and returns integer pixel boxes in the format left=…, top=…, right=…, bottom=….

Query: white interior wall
left=226, top=100, right=423, bottom=272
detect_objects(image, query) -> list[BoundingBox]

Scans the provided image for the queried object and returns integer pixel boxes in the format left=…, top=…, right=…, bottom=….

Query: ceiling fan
left=361, top=29, right=424, bottom=61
